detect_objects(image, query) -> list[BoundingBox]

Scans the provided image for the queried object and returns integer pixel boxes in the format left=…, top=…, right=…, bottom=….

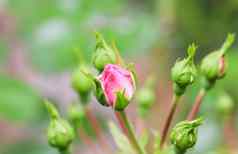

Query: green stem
left=160, top=95, right=181, bottom=148
left=59, top=148, right=71, bottom=154
left=115, top=111, right=145, bottom=154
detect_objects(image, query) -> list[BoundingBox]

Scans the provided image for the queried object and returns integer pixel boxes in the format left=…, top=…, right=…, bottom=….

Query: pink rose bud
left=98, top=64, right=136, bottom=110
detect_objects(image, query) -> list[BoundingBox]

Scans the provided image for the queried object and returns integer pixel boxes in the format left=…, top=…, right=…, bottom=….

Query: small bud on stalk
left=71, top=65, right=94, bottom=104
left=136, top=76, right=156, bottom=117
left=216, top=92, right=235, bottom=119
left=68, top=102, right=85, bottom=124
left=45, top=101, right=75, bottom=151
left=92, top=32, right=116, bottom=71
left=171, top=44, right=198, bottom=96
left=201, top=34, right=235, bottom=89
left=170, top=118, right=203, bottom=153
left=96, top=64, right=136, bottom=111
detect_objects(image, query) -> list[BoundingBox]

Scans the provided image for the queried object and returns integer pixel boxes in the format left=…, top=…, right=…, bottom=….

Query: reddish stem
left=85, top=108, right=102, bottom=139
left=85, top=107, right=112, bottom=154
left=160, top=95, right=181, bottom=148
left=77, top=128, right=92, bottom=145
left=187, top=89, right=206, bottom=121
left=115, top=111, right=129, bottom=135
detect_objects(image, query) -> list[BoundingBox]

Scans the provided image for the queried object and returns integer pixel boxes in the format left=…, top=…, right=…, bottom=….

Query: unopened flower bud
left=97, top=64, right=136, bottom=111
left=171, top=43, right=198, bottom=96
left=201, top=34, right=235, bottom=88
left=71, top=65, right=94, bottom=104
left=216, top=92, right=235, bottom=118
left=137, top=88, right=155, bottom=117
left=92, top=32, right=116, bottom=71
left=136, top=76, right=156, bottom=117
left=170, top=118, right=203, bottom=152
left=45, top=101, right=75, bottom=150
left=68, top=102, right=85, bottom=123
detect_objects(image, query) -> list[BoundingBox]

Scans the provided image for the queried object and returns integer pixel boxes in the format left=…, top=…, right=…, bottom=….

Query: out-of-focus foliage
left=0, top=75, right=44, bottom=123
left=109, top=122, right=136, bottom=154
left=2, top=141, right=52, bottom=154
left=175, top=0, right=238, bottom=49
left=0, top=41, right=8, bottom=63
left=4, top=0, right=158, bottom=72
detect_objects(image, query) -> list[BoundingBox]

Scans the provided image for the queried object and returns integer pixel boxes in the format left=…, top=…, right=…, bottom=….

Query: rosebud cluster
left=45, top=101, right=75, bottom=151
left=170, top=118, right=203, bottom=153
left=44, top=31, right=236, bottom=154
left=200, top=34, right=235, bottom=89
left=171, top=44, right=197, bottom=96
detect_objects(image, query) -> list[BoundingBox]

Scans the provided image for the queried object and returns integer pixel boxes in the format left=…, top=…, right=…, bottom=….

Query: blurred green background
left=0, top=0, right=237, bottom=154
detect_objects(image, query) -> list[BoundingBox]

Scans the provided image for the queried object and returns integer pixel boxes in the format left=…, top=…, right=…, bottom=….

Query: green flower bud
left=92, top=32, right=116, bottom=71
left=136, top=76, right=156, bottom=117
left=216, top=92, right=235, bottom=118
left=45, top=101, right=75, bottom=150
left=170, top=118, right=203, bottom=152
left=137, top=87, right=155, bottom=116
left=71, top=65, right=94, bottom=104
left=200, top=34, right=235, bottom=86
left=68, top=102, right=85, bottom=123
left=171, top=43, right=198, bottom=96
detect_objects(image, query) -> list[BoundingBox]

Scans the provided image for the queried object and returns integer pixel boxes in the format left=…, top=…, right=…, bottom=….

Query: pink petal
left=99, top=64, right=135, bottom=106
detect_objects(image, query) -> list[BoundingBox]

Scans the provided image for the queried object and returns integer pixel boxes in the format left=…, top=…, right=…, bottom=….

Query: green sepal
left=44, top=100, right=59, bottom=120
left=173, top=83, right=186, bottom=96
left=114, top=90, right=130, bottom=111
left=219, top=33, right=235, bottom=55
left=125, top=62, right=138, bottom=87
left=93, top=78, right=109, bottom=107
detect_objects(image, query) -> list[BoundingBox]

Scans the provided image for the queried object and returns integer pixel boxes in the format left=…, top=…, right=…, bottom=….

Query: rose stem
left=85, top=107, right=112, bottom=154
left=186, top=88, right=206, bottom=121
left=115, top=110, right=145, bottom=154
left=160, top=95, right=181, bottom=148
left=85, top=107, right=104, bottom=141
